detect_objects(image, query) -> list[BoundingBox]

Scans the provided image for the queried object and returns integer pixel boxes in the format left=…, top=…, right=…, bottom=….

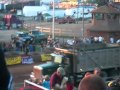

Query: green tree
left=87, top=0, right=109, bottom=6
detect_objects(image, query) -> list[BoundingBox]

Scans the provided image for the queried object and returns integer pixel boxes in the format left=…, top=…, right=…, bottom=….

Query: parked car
left=11, top=31, right=33, bottom=43
left=28, top=30, right=47, bottom=44
left=55, top=16, right=76, bottom=24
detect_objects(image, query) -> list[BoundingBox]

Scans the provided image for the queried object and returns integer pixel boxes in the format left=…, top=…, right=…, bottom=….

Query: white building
left=65, top=6, right=95, bottom=19
left=41, top=0, right=61, bottom=3
left=42, top=9, right=65, bottom=18
left=23, top=5, right=49, bottom=16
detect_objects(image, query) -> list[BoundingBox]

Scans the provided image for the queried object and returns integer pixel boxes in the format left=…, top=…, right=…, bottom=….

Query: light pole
left=77, top=0, right=79, bottom=24
left=81, top=0, right=87, bottom=38
left=52, top=0, right=55, bottom=40
left=82, top=5, right=84, bottom=38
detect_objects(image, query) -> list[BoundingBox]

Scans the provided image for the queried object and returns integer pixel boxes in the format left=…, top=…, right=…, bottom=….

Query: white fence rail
left=24, top=80, right=49, bottom=90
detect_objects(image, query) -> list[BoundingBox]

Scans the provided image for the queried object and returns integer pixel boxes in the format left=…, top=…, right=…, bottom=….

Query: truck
left=28, top=29, right=47, bottom=44
left=55, top=16, right=76, bottom=24
left=33, top=43, right=120, bottom=86
left=11, top=31, right=34, bottom=44
left=3, top=14, right=23, bottom=29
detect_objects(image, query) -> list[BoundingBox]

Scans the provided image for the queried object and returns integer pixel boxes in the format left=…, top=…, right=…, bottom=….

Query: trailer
left=33, top=43, right=120, bottom=86
left=3, top=14, right=23, bottom=29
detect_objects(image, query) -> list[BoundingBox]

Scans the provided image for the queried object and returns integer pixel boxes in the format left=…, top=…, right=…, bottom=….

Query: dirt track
left=24, top=20, right=90, bottom=37
left=8, top=61, right=41, bottom=89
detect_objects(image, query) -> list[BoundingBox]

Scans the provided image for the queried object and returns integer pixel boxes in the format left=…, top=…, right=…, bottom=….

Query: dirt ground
left=8, top=62, right=41, bottom=90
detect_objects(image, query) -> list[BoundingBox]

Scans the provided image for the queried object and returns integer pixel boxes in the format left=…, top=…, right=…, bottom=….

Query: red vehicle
left=55, top=16, right=76, bottom=24
left=3, top=14, right=23, bottom=29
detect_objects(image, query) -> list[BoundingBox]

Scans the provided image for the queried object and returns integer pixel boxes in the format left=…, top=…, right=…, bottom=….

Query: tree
left=87, top=0, right=109, bottom=6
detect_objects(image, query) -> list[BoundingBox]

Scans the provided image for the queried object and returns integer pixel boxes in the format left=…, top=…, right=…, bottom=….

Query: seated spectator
left=78, top=75, right=106, bottom=90
left=42, top=75, right=50, bottom=90
left=50, top=67, right=67, bottom=90
left=28, top=44, right=34, bottom=52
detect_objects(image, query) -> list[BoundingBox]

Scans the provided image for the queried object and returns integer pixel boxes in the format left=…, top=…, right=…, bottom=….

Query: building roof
left=91, top=5, right=120, bottom=14
left=88, top=23, right=120, bottom=32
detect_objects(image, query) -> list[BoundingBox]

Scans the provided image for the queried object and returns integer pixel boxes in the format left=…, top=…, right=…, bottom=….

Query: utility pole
left=77, top=0, right=80, bottom=24
left=52, top=0, right=55, bottom=40
left=81, top=0, right=86, bottom=38
left=82, top=5, right=84, bottom=38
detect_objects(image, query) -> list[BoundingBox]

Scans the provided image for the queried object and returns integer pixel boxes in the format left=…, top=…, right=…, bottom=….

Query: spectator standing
left=110, top=37, right=114, bottom=44
left=98, top=36, right=104, bottom=43
left=28, top=43, right=34, bottom=53
left=78, top=75, right=106, bottom=90
left=0, top=48, right=13, bottom=90
left=94, top=36, right=99, bottom=43
left=116, top=39, right=120, bottom=44
left=50, top=67, right=67, bottom=90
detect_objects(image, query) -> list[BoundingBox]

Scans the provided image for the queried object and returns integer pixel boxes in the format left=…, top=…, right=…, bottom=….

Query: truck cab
left=29, top=29, right=47, bottom=44
left=33, top=50, right=74, bottom=81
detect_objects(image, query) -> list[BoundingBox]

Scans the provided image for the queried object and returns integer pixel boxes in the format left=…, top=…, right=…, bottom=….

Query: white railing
left=24, top=80, right=49, bottom=90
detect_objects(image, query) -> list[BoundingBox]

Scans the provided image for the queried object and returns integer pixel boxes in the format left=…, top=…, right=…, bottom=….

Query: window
left=94, top=13, right=104, bottom=20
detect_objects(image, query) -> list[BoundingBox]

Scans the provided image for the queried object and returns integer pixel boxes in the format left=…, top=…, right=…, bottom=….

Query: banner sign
left=22, top=56, right=33, bottom=64
left=41, top=54, right=52, bottom=61
left=54, top=56, right=62, bottom=64
left=6, top=56, right=21, bottom=65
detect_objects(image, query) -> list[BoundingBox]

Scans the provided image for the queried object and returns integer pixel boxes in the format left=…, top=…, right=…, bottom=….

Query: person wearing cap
left=50, top=67, right=67, bottom=90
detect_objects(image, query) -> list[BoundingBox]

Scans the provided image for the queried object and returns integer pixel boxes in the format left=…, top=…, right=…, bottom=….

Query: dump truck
left=33, top=43, right=120, bottom=86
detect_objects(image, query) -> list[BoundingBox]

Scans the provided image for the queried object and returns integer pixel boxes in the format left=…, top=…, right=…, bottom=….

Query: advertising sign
left=6, top=56, right=21, bottom=65
left=41, top=54, right=51, bottom=61
left=22, top=56, right=33, bottom=64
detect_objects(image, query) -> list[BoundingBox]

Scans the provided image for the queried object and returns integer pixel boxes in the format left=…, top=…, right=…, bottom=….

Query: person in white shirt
left=110, top=37, right=114, bottom=44
left=98, top=36, right=103, bottom=43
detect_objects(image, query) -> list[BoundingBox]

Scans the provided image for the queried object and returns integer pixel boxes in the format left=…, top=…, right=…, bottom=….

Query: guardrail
left=36, top=26, right=76, bottom=37
left=24, top=23, right=36, bottom=30
left=24, top=80, right=49, bottom=90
